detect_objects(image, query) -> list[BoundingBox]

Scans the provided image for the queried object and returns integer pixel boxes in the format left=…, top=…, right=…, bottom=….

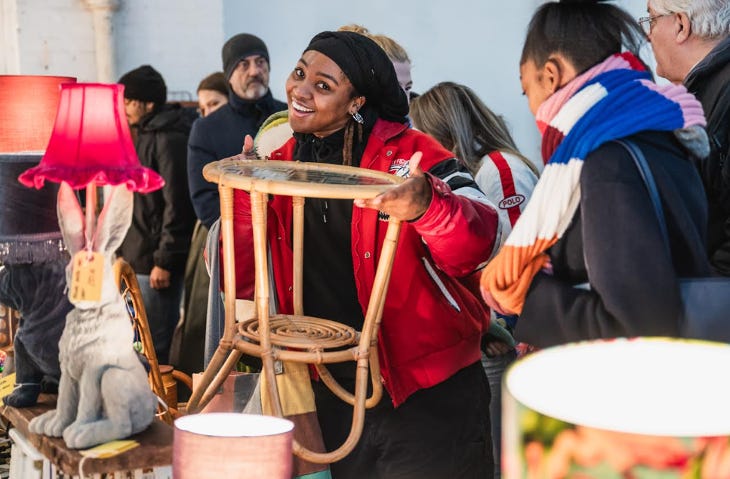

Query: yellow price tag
left=0, top=373, right=16, bottom=401
left=69, top=251, right=104, bottom=304
left=79, top=439, right=139, bottom=458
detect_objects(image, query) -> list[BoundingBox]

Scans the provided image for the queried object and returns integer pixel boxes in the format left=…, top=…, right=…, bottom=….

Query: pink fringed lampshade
left=18, top=83, right=164, bottom=192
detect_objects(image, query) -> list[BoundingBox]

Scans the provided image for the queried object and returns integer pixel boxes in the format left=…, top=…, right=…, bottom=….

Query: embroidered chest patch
left=499, top=194, right=525, bottom=210
left=388, top=158, right=410, bottom=179
left=379, top=158, right=411, bottom=221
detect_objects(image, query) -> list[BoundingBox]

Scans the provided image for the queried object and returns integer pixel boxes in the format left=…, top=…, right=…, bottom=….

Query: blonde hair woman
left=411, top=81, right=539, bottom=247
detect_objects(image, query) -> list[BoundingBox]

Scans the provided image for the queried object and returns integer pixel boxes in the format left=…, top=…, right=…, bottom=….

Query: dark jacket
left=119, top=103, right=195, bottom=276
left=685, top=36, right=730, bottom=274
left=517, top=131, right=711, bottom=348
left=187, top=90, right=286, bottom=228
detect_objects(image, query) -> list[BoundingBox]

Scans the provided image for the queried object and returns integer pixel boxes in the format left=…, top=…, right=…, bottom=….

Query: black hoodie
left=118, top=103, right=196, bottom=275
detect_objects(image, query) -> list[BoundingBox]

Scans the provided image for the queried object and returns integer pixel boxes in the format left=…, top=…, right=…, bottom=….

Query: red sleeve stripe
left=488, top=151, right=520, bottom=227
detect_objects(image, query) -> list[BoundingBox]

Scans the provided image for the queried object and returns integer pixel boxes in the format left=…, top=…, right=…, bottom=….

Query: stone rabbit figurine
left=28, top=183, right=157, bottom=449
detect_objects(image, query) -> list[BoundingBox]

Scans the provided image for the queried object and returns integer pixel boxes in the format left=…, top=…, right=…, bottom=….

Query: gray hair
left=649, top=0, right=730, bottom=39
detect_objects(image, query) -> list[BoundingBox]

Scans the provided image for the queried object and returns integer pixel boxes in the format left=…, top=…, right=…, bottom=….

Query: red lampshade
left=0, top=75, right=76, bottom=263
left=0, top=75, right=76, bottom=153
left=19, top=83, right=164, bottom=192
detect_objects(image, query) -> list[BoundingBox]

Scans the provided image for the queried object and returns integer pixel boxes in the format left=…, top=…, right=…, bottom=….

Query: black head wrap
left=304, top=31, right=409, bottom=125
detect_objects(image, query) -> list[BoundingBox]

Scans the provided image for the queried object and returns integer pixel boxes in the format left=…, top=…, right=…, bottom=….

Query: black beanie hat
left=118, top=65, right=167, bottom=106
left=304, top=31, right=409, bottom=125
left=222, top=33, right=269, bottom=80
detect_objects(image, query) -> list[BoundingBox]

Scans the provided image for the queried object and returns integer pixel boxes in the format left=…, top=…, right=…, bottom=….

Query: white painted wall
left=1, top=0, right=96, bottom=79
left=1, top=0, right=651, bottom=165
left=228, top=0, right=544, bottom=162
left=113, top=0, right=223, bottom=100
left=224, top=0, right=649, bottom=166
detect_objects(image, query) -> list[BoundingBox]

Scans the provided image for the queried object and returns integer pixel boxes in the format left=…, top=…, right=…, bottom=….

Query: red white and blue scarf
left=480, top=52, right=706, bottom=314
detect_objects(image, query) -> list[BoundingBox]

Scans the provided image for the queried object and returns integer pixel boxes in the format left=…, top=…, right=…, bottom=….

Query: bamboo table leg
left=250, top=189, right=284, bottom=418
left=187, top=185, right=243, bottom=413
left=196, top=159, right=406, bottom=464
left=289, top=217, right=402, bottom=464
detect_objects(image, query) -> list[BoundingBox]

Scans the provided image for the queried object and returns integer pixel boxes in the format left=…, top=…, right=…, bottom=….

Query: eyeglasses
left=638, top=14, right=669, bottom=35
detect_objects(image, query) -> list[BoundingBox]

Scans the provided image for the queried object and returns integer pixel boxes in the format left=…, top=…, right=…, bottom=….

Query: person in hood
left=117, top=64, right=195, bottom=365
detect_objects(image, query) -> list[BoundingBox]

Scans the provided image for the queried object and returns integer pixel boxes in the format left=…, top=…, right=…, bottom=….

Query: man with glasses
left=187, top=33, right=286, bottom=230
left=644, top=0, right=730, bottom=275
left=182, top=34, right=286, bottom=374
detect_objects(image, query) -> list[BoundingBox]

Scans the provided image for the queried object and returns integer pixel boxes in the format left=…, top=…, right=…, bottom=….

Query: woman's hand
left=241, top=134, right=257, bottom=159
left=354, top=152, right=432, bottom=221
left=150, top=266, right=171, bottom=290
left=484, top=339, right=514, bottom=357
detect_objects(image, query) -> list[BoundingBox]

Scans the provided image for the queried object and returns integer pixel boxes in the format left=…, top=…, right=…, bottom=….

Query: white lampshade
left=503, top=338, right=730, bottom=477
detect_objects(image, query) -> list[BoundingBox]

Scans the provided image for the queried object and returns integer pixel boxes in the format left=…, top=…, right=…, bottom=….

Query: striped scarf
left=480, top=52, right=706, bottom=315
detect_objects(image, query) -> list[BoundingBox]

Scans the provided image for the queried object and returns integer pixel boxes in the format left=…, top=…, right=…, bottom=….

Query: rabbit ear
left=95, top=185, right=133, bottom=256
left=57, top=182, right=86, bottom=256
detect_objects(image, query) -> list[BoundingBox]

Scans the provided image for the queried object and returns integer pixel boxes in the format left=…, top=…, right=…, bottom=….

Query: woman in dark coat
left=480, top=0, right=712, bottom=348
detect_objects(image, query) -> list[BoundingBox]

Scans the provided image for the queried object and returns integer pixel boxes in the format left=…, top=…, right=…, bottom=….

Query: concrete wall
left=1, top=0, right=650, bottom=164
left=113, top=0, right=223, bottom=100
left=1, top=0, right=96, bottom=79
left=228, top=0, right=544, bottom=163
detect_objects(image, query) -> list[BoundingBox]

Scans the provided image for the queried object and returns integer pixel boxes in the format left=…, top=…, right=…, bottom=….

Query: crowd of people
left=104, top=0, right=728, bottom=478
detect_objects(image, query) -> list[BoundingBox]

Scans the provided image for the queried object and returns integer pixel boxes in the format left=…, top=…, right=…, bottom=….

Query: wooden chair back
left=113, top=258, right=192, bottom=424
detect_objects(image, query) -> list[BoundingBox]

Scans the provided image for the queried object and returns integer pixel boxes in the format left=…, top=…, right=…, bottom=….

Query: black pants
left=314, top=361, right=494, bottom=479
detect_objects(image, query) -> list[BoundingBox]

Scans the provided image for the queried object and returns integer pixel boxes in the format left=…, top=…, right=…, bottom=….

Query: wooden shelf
left=1, top=394, right=172, bottom=476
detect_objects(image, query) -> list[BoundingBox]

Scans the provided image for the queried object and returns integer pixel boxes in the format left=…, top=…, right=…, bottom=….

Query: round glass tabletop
left=203, top=157, right=404, bottom=199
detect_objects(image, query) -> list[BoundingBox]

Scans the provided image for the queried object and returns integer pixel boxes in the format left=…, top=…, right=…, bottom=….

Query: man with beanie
left=117, top=64, right=196, bottom=364
left=179, top=35, right=285, bottom=373
left=187, top=33, right=286, bottom=229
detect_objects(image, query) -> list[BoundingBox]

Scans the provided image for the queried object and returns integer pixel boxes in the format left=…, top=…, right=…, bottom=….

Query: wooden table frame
left=2, top=394, right=172, bottom=476
left=186, top=158, right=403, bottom=464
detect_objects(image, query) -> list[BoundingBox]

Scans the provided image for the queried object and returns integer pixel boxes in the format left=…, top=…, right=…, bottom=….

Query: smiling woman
left=228, top=30, right=502, bottom=479
left=286, top=51, right=361, bottom=140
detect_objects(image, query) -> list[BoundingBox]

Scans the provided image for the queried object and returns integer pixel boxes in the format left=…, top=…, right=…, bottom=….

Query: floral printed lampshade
left=18, top=83, right=164, bottom=192
left=503, top=338, right=730, bottom=478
